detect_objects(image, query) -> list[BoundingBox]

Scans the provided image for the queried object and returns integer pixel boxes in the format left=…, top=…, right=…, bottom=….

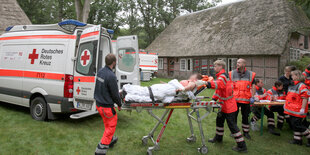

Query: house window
left=158, top=58, right=163, bottom=69
left=290, top=48, right=301, bottom=61
left=228, top=58, right=238, bottom=71
left=180, top=58, right=192, bottom=71
left=180, top=59, right=186, bottom=71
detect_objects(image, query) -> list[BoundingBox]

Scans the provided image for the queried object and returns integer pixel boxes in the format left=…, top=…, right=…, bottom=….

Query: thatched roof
left=146, top=0, right=310, bottom=57
left=0, top=0, right=31, bottom=35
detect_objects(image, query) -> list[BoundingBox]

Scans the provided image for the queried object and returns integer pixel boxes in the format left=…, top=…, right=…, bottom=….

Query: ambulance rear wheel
left=30, top=97, right=47, bottom=121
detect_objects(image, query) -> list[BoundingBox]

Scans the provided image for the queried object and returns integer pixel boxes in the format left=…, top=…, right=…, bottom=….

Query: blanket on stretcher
left=123, top=79, right=195, bottom=103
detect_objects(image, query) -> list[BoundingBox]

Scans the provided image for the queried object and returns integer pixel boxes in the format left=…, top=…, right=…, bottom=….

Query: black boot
left=268, top=128, right=280, bottom=136
left=109, top=136, right=118, bottom=148
left=306, top=139, right=310, bottom=147
left=289, top=140, right=302, bottom=146
left=95, top=143, right=109, bottom=155
left=243, top=132, right=251, bottom=140
left=277, top=123, right=283, bottom=130
left=232, top=142, right=247, bottom=153
left=208, top=135, right=222, bottom=143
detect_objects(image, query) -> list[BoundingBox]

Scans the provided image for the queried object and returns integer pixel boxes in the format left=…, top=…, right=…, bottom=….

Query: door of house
left=168, top=58, right=175, bottom=76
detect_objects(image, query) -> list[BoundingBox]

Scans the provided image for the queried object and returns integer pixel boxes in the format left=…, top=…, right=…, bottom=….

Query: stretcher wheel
left=146, top=150, right=152, bottom=155
left=198, top=145, right=208, bottom=154
left=142, top=136, right=148, bottom=145
left=186, top=136, right=196, bottom=143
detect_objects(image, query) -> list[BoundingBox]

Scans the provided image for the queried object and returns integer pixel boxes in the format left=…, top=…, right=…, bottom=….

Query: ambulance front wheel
left=30, top=97, right=47, bottom=121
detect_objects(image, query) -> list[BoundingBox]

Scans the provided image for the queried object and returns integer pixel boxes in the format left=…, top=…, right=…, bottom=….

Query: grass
left=0, top=78, right=309, bottom=155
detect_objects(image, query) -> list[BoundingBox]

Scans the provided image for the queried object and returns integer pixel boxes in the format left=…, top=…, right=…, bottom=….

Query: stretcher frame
left=121, top=88, right=222, bottom=155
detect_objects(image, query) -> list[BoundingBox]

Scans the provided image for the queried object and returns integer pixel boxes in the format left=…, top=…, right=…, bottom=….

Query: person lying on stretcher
left=122, top=73, right=210, bottom=103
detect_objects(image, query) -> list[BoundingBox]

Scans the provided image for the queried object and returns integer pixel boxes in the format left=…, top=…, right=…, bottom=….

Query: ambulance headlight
left=58, top=19, right=87, bottom=32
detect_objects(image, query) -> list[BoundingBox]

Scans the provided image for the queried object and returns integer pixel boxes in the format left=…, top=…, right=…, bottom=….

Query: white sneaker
left=250, top=121, right=259, bottom=131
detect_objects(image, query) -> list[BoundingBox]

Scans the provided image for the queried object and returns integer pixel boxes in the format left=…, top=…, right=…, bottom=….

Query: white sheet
left=123, top=79, right=195, bottom=103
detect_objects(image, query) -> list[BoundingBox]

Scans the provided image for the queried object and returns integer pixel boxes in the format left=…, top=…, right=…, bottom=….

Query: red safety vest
left=284, top=81, right=309, bottom=118
left=229, top=68, right=256, bottom=104
left=255, top=85, right=267, bottom=100
left=267, top=86, right=286, bottom=100
left=303, top=69, right=310, bottom=88
left=210, top=69, right=237, bottom=113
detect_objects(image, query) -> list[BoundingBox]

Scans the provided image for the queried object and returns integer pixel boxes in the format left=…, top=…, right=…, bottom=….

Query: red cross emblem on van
left=76, top=87, right=81, bottom=95
left=80, top=49, right=91, bottom=66
left=28, top=49, right=39, bottom=64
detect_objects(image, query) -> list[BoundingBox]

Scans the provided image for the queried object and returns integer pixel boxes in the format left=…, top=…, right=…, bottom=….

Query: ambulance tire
left=30, top=97, right=47, bottom=121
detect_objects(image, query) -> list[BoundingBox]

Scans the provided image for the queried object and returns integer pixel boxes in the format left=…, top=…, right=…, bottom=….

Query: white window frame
left=180, top=59, right=186, bottom=71
left=158, top=58, right=163, bottom=69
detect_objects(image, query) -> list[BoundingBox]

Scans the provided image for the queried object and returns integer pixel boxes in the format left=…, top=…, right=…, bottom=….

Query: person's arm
left=107, top=75, right=122, bottom=107
left=299, top=85, right=309, bottom=113
left=183, top=81, right=196, bottom=91
left=251, top=84, right=256, bottom=97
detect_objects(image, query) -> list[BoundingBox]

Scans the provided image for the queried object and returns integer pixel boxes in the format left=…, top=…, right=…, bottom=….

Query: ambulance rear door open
left=115, top=35, right=140, bottom=88
left=71, top=25, right=101, bottom=119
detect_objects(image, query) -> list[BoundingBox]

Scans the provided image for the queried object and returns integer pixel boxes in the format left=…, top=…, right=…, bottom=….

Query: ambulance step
left=70, top=111, right=98, bottom=119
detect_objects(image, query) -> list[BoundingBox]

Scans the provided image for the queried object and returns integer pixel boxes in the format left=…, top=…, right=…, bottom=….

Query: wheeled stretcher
left=121, top=87, right=222, bottom=154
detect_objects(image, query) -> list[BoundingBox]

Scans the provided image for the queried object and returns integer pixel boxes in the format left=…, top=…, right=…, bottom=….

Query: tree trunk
left=75, top=0, right=83, bottom=21
left=82, top=0, right=91, bottom=23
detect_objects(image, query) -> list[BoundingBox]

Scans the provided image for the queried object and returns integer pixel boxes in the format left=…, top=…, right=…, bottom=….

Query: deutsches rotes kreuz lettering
left=39, top=48, right=63, bottom=66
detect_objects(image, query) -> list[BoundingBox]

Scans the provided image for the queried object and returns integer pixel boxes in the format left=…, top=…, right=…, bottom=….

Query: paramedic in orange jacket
left=196, top=60, right=247, bottom=152
left=266, top=81, right=287, bottom=130
left=229, top=58, right=256, bottom=140
left=284, top=70, right=310, bottom=147
left=249, top=79, right=280, bottom=136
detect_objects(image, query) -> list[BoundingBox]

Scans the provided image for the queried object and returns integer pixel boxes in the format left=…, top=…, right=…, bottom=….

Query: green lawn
left=0, top=78, right=309, bottom=155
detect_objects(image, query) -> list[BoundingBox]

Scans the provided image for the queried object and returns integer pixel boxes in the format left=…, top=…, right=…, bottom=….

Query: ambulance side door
left=73, top=25, right=101, bottom=111
left=115, top=35, right=140, bottom=89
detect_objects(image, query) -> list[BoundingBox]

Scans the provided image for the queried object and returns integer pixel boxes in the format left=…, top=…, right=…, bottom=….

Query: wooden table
left=253, top=101, right=285, bottom=135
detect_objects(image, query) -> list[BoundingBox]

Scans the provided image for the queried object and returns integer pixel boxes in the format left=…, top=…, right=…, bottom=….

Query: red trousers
left=96, top=106, right=118, bottom=145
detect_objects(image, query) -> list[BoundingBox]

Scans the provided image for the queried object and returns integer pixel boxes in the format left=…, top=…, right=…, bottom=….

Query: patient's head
left=189, top=73, right=202, bottom=81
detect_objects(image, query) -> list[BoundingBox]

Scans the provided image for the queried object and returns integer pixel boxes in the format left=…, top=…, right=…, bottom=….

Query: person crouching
left=284, top=70, right=310, bottom=147
left=195, top=60, right=247, bottom=152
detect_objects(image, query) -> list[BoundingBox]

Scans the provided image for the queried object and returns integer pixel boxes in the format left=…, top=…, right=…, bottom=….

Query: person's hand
left=250, top=97, right=255, bottom=104
left=299, top=108, right=305, bottom=114
left=195, top=80, right=206, bottom=86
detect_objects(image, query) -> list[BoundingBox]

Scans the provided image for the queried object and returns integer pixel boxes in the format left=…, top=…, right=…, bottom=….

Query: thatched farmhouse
left=146, top=0, right=310, bottom=88
left=0, top=0, right=31, bottom=35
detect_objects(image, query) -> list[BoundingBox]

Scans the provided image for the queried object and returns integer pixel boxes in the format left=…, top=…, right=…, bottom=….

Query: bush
left=288, top=56, right=310, bottom=71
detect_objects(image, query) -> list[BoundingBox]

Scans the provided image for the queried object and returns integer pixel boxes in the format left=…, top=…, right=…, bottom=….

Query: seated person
left=250, top=79, right=280, bottom=136
left=122, top=73, right=203, bottom=103
left=266, top=81, right=287, bottom=130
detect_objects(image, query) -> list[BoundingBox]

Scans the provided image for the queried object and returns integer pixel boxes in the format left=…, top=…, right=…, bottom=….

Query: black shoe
left=208, top=136, right=222, bottom=143
left=277, top=124, right=283, bottom=130
left=232, top=146, right=248, bottom=153
left=243, top=133, right=251, bottom=140
left=95, top=143, right=109, bottom=155
left=289, top=140, right=302, bottom=145
left=268, top=128, right=280, bottom=136
left=109, top=136, right=118, bottom=148
left=306, top=143, right=310, bottom=147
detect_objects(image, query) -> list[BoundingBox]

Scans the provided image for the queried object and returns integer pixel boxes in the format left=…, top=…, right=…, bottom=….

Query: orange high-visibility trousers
left=97, top=106, right=118, bottom=145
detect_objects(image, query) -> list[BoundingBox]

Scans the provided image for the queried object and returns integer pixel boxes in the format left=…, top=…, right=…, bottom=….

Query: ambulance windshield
left=117, top=48, right=136, bottom=72
left=76, top=40, right=98, bottom=76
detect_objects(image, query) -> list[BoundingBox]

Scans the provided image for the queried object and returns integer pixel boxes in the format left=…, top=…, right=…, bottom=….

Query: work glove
left=299, top=108, right=305, bottom=114
left=195, top=80, right=206, bottom=86
left=250, top=97, right=255, bottom=105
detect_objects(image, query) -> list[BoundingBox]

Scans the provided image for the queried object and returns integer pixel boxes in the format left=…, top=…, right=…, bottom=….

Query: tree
left=292, top=0, right=310, bottom=19
left=75, top=0, right=91, bottom=22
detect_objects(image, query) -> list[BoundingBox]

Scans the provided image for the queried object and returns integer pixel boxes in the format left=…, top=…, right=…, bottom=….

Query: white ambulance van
left=0, top=20, right=140, bottom=121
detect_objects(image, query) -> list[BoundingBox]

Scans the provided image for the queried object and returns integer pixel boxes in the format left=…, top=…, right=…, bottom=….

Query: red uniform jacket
left=303, top=69, right=310, bottom=88
left=284, top=81, right=309, bottom=118
left=266, top=86, right=286, bottom=101
left=254, top=85, right=267, bottom=100
left=210, top=69, right=237, bottom=114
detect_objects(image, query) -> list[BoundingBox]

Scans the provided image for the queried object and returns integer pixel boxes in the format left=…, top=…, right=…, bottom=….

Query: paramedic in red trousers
left=196, top=60, right=247, bottom=152
left=284, top=70, right=310, bottom=147
left=229, top=58, right=256, bottom=140
left=302, top=64, right=310, bottom=128
left=94, top=54, right=122, bottom=155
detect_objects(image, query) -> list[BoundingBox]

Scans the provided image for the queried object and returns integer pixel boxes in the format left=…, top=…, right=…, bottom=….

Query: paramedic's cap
left=105, top=54, right=116, bottom=66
